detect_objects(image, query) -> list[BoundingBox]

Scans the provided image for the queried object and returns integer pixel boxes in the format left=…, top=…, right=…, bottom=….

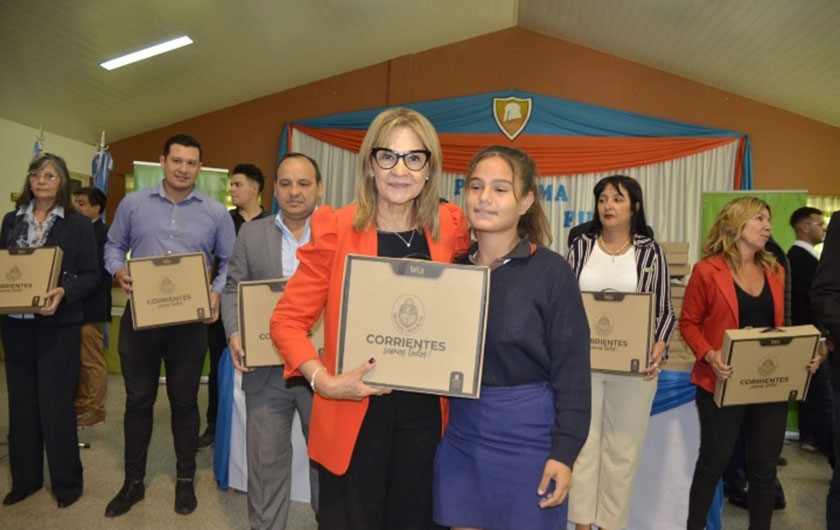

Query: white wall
left=0, top=117, right=97, bottom=212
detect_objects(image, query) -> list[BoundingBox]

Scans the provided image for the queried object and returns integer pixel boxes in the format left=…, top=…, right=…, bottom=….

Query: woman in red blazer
left=270, top=107, right=470, bottom=530
left=680, top=196, right=818, bottom=530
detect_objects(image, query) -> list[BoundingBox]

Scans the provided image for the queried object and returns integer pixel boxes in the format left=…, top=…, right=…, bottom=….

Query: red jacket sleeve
left=270, top=206, right=337, bottom=377
left=442, top=202, right=471, bottom=257
left=679, top=259, right=716, bottom=362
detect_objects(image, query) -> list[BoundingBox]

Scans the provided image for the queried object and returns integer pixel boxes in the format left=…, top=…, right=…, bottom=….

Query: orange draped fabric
left=291, top=125, right=740, bottom=178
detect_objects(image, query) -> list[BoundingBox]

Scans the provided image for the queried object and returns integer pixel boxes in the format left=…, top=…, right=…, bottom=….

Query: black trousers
left=318, top=392, right=444, bottom=530
left=722, top=427, right=785, bottom=503
left=799, top=360, right=835, bottom=455
left=118, top=305, right=207, bottom=481
left=205, top=317, right=227, bottom=427
left=1, top=318, right=82, bottom=499
left=687, top=389, right=787, bottom=530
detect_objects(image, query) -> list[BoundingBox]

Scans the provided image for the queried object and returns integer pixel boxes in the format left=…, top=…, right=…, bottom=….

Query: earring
left=425, top=176, right=429, bottom=181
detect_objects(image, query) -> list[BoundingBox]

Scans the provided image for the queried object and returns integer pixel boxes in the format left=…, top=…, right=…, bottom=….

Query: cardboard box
left=127, top=252, right=211, bottom=330
left=582, top=291, right=655, bottom=375
left=670, top=284, right=686, bottom=298
left=672, top=296, right=683, bottom=314
left=0, top=247, right=63, bottom=314
left=669, top=329, right=690, bottom=352
left=669, top=263, right=691, bottom=277
left=238, top=278, right=325, bottom=367
left=714, top=325, right=820, bottom=407
left=336, top=255, right=489, bottom=398
left=661, top=241, right=689, bottom=254
left=662, top=241, right=690, bottom=264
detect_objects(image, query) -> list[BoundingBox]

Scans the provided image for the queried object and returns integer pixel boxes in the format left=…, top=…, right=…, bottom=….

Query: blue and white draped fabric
left=277, top=89, right=752, bottom=187
left=649, top=370, right=721, bottom=530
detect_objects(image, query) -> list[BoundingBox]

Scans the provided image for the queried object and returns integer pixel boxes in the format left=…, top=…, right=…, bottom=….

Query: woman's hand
left=537, top=459, right=572, bottom=508
left=38, top=287, right=65, bottom=316
left=643, top=340, right=667, bottom=380
left=314, top=358, right=391, bottom=401
left=704, top=349, right=733, bottom=379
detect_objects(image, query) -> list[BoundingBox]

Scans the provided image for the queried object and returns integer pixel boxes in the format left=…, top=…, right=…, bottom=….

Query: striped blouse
left=567, top=233, right=676, bottom=355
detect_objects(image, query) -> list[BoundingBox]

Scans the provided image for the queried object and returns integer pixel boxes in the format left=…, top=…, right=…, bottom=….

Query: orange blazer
left=679, top=254, right=784, bottom=394
left=270, top=202, right=471, bottom=475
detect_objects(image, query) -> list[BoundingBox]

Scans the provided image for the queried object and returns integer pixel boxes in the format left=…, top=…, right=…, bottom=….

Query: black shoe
left=728, top=489, right=748, bottom=509
left=727, top=490, right=786, bottom=511
left=777, top=456, right=788, bottom=466
left=57, top=492, right=81, bottom=508
left=3, top=488, right=39, bottom=505
left=197, top=425, right=215, bottom=450
left=174, top=479, right=197, bottom=515
left=105, top=481, right=144, bottom=517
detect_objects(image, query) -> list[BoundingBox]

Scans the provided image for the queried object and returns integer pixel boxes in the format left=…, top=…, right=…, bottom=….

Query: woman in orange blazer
left=680, top=196, right=818, bottom=530
left=270, top=107, right=470, bottom=530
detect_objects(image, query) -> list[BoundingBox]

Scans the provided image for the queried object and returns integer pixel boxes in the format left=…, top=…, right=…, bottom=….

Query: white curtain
left=293, top=130, right=738, bottom=263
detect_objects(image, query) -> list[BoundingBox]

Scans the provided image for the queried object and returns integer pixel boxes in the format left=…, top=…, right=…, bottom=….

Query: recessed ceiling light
left=100, top=36, right=193, bottom=71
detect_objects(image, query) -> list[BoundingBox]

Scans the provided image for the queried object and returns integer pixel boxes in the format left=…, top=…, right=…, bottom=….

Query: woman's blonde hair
left=352, top=108, right=443, bottom=239
left=702, top=196, right=778, bottom=273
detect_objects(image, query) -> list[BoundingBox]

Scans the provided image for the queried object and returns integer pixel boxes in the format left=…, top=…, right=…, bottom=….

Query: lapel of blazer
left=265, top=218, right=285, bottom=278
left=766, top=267, right=784, bottom=326
left=425, top=210, right=450, bottom=263
left=44, top=213, right=66, bottom=246
left=711, top=255, right=739, bottom=327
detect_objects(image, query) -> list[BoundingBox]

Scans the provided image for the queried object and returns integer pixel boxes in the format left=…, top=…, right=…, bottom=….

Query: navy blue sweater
left=467, top=241, right=592, bottom=467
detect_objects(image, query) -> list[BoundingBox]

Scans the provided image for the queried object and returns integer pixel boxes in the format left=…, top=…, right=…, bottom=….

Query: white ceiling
left=2, top=0, right=838, bottom=145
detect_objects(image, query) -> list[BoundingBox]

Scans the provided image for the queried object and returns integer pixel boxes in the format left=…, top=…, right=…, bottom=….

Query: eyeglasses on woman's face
left=370, top=148, right=431, bottom=172
left=27, top=170, right=60, bottom=183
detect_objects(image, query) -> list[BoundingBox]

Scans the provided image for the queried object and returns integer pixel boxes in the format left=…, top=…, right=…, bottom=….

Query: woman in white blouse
left=566, top=175, right=675, bottom=530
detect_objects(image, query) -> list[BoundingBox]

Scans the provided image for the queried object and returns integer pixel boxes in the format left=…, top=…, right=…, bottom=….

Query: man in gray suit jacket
left=221, top=153, right=323, bottom=529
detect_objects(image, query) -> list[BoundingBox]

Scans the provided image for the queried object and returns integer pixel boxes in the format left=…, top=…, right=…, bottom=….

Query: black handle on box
left=388, top=259, right=444, bottom=278
left=9, top=248, right=36, bottom=255
left=593, top=289, right=625, bottom=302
left=150, top=256, right=182, bottom=266
left=757, top=327, right=792, bottom=346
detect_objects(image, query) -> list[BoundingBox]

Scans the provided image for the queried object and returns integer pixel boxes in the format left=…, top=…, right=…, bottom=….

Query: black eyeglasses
left=371, top=148, right=431, bottom=171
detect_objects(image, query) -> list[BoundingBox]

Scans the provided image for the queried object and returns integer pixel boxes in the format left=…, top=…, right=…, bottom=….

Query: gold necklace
left=599, top=235, right=632, bottom=262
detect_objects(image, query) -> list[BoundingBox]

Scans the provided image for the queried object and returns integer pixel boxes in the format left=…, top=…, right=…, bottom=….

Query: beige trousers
left=74, top=322, right=107, bottom=414
left=568, top=372, right=658, bottom=529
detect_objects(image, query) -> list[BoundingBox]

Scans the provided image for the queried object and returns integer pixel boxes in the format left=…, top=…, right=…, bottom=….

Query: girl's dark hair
left=589, top=175, right=650, bottom=237
left=466, top=145, right=552, bottom=246
left=16, top=153, right=74, bottom=211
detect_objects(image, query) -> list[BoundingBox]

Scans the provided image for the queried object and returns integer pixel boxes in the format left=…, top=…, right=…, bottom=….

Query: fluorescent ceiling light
left=100, top=36, right=193, bottom=70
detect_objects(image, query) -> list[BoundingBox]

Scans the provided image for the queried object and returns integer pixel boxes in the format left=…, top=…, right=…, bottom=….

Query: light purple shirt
left=104, top=181, right=235, bottom=293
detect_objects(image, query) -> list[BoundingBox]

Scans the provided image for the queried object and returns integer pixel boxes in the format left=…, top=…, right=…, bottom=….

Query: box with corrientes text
left=336, top=255, right=489, bottom=398
left=581, top=291, right=655, bottom=375
left=0, top=247, right=63, bottom=314
left=714, top=325, right=820, bottom=407
left=127, top=252, right=211, bottom=330
left=238, top=278, right=324, bottom=367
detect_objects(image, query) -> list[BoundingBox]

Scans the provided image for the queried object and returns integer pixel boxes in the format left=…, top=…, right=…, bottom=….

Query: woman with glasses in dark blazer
left=1, top=153, right=100, bottom=508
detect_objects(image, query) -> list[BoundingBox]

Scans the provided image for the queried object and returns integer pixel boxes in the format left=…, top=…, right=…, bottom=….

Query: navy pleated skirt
left=433, top=382, right=567, bottom=530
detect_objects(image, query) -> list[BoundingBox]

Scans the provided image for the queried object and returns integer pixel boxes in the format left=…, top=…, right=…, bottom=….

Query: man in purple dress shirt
left=102, top=134, right=235, bottom=518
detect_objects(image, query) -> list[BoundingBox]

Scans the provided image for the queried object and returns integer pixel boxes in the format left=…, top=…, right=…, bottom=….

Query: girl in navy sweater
left=433, top=146, right=591, bottom=530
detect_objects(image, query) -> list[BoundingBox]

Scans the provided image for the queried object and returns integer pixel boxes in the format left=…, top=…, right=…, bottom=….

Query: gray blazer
left=221, top=215, right=287, bottom=393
